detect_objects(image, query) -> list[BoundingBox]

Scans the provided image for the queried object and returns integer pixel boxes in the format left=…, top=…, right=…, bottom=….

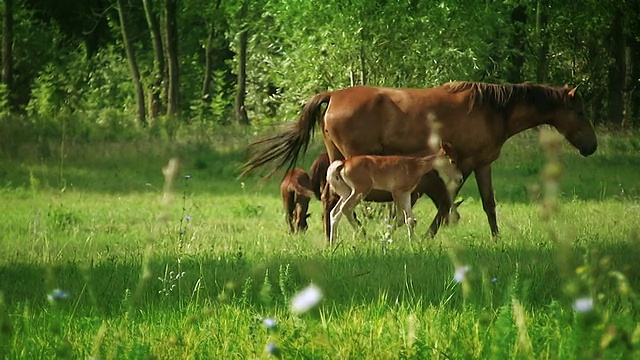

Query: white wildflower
left=291, top=284, right=323, bottom=314
left=453, top=265, right=471, bottom=283
left=572, top=297, right=594, bottom=313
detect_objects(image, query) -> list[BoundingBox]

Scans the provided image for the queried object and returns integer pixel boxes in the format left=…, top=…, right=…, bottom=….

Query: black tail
left=241, top=92, right=331, bottom=180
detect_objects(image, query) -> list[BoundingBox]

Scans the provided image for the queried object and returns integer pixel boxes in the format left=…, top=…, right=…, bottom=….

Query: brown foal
left=326, top=144, right=463, bottom=244
left=280, top=168, right=315, bottom=233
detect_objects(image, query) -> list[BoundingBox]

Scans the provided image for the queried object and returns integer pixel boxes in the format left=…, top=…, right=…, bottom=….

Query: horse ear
left=306, top=213, right=311, bottom=219
left=567, top=85, right=579, bottom=98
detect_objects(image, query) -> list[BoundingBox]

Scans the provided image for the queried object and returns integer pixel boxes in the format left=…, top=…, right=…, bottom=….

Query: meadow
left=0, top=126, right=639, bottom=359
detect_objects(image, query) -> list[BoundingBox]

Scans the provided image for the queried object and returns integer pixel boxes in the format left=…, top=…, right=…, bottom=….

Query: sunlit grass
left=0, top=127, right=639, bottom=358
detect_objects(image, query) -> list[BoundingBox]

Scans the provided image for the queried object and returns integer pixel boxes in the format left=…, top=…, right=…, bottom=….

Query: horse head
left=294, top=208, right=311, bottom=232
left=550, top=86, right=597, bottom=157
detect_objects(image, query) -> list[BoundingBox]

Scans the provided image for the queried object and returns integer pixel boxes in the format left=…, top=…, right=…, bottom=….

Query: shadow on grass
left=2, top=240, right=639, bottom=317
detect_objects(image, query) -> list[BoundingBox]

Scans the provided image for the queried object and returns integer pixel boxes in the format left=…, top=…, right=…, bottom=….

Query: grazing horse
left=243, top=82, right=597, bottom=239
left=308, top=152, right=330, bottom=201
left=280, top=168, right=314, bottom=233
left=327, top=144, right=463, bottom=243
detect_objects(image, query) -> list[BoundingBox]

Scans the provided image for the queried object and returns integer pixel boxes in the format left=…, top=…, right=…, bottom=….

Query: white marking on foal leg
left=341, top=191, right=363, bottom=239
left=330, top=189, right=359, bottom=244
left=397, top=193, right=415, bottom=240
left=329, top=197, right=345, bottom=245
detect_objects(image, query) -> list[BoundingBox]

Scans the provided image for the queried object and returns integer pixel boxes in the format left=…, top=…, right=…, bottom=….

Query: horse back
left=281, top=168, right=314, bottom=200
left=323, top=85, right=501, bottom=177
left=323, top=86, right=474, bottom=157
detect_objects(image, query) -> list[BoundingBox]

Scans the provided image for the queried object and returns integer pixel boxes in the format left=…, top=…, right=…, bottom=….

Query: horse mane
left=444, top=81, right=569, bottom=111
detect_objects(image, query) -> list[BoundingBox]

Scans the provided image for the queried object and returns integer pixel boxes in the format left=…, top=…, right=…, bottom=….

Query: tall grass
left=0, top=126, right=639, bottom=358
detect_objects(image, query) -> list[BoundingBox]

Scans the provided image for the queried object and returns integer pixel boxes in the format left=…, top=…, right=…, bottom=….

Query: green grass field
left=1, top=127, right=639, bottom=359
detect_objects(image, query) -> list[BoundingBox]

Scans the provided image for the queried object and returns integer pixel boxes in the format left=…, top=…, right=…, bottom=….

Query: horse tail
left=241, top=92, right=332, bottom=180
left=308, top=152, right=329, bottom=201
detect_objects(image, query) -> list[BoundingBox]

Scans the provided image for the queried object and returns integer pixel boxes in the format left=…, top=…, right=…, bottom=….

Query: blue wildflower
left=47, top=288, right=69, bottom=303
left=265, top=342, right=281, bottom=357
left=263, top=317, right=277, bottom=329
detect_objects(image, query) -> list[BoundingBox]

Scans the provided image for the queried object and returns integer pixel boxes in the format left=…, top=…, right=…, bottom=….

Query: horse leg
left=420, top=173, right=452, bottom=238
left=283, top=189, right=295, bottom=233
left=322, top=182, right=339, bottom=241
left=474, top=164, right=499, bottom=237
left=321, top=140, right=345, bottom=242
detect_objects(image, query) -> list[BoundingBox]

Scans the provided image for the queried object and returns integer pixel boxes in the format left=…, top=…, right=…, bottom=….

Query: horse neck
left=504, top=104, right=548, bottom=139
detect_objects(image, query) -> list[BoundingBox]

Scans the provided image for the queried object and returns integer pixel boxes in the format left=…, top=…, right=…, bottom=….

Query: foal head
left=546, top=86, right=597, bottom=157
left=434, top=142, right=464, bottom=186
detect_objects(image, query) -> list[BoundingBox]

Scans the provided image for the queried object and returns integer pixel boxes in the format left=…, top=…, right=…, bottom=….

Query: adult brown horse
left=243, top=82, right=597, bottom=239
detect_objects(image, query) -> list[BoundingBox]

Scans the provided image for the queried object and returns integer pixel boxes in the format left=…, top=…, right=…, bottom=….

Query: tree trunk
left=359, top=28, right=367, bottom=85
left=201, top=30, right=214, bottom=107
left=586, top=36, right=606, bottom=125
left=235, top=27, right=249, bottom=125
left=116, top=0, right=146, bottom=127
left=142, top=0, right=165, bottom=121
left=535, top=0, right=549, bottom=83
left=2, top=0, right=13, bottom=107
left=165, top=0, right=180, bottom=118
left=201, top=0, right=221, bottom=112
left=607, top=5, right=625, bottom=126
left=627, top=29, right=640, bottom=127
left=506, top=5, right=526, bottom=83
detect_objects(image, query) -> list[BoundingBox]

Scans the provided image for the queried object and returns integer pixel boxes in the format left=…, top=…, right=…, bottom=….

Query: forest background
left=0, top=0, right=638, bottom=146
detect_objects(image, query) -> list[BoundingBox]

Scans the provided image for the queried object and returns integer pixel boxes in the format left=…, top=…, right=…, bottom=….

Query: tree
left=116, top=0, right=146, bottom=126
left=2, top=0, right=13, bottom=108
left=233, top=0, right=249, bottom=125
left=535, top=0, right=550, bottom=83
left=142, top=0, right=165, bottom=121
left=506, top=5, right=527, bottom=83
left=165, top=0, right=180, bottom=118
left=607, top=4, right=626, bottom=126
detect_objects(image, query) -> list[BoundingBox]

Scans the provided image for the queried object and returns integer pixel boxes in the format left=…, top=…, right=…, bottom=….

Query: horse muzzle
left=580, top=143, right=597, bottom=157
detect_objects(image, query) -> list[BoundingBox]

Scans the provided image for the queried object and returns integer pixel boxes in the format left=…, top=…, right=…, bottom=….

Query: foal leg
left=329, top=196, right=345, bottom=245
left=395, top=192, right=415, bottom=239
left=342, top=194, right=365, bottom=239
left=329, top=190, right=362, bottom=244
left=335, top=190, right=361, bottom=230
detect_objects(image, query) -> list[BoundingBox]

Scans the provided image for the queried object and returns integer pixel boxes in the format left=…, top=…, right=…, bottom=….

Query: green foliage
left=1, top=0, right=638, bottom=135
